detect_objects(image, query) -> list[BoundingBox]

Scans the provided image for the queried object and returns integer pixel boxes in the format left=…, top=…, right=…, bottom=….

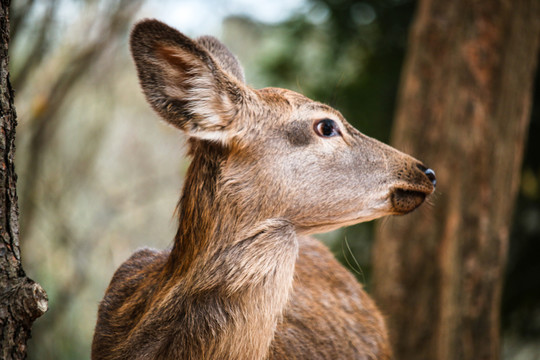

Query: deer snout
left=390, top=162, right=436, bottom=214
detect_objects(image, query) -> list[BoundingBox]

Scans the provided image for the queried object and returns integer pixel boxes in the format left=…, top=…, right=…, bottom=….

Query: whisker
left=341, top=236, right=366, bottom=284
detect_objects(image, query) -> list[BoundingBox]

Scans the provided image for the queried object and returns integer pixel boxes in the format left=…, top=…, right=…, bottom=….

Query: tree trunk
left=0, top=1, right=48, bottom=358
left=372, top=0, right=540, bottom=359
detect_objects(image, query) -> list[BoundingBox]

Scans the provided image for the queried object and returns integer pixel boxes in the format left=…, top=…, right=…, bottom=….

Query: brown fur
left=92, top=19, right=436, bottom=360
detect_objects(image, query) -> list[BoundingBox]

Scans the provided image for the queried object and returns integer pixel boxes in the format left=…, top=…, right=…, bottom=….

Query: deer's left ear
left=130, top=19, right=252, bottom=143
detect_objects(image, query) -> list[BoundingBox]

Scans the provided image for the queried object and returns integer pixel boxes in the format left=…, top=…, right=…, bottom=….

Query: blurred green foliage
left=503, top=71, right=540, bottom=340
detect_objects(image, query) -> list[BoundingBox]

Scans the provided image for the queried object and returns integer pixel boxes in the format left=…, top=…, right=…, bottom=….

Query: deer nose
left=417, top=164, right=437, bottom=187
left=424, top=168, right=436, bottom=187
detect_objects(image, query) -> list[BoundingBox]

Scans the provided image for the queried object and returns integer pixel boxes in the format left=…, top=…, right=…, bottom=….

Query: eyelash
left=314, top=119, right=341, bottom=138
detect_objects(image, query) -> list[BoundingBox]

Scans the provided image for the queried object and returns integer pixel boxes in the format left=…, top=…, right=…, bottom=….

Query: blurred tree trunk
left=0, top=1, right=48, bottom=359
left=372, top=0, right=540, bottom=359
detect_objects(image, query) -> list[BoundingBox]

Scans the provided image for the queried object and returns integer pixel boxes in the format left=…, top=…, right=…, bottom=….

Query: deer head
left=130, top=19, right=436, bottom=236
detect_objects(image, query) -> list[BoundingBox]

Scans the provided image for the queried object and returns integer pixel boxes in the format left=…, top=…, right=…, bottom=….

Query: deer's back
left=92, top=248, right=170, bottom=359
left=270, top=236, right=391, bottom=360
left=93, top=238, right=390, bottom=359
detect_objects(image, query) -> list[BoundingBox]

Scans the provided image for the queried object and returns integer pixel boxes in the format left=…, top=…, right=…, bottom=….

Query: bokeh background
left=9, top=0, right=539, bottom=359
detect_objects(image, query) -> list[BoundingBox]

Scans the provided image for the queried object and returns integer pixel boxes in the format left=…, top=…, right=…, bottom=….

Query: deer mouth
left=390, top=188, right=428, bottom=214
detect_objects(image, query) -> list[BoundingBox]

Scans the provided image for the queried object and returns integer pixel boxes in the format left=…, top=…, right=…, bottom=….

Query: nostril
left=416, top=163, right=436, bottom=187
left=424, top=168, right=436, bottom=187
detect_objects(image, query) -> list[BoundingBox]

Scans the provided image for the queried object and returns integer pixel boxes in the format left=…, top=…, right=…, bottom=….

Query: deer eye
left=314, top=119, right=340, bottom=138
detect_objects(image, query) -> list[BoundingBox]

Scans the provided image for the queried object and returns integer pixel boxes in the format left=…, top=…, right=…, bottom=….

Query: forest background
left=8, top=0, right=540, bottom=359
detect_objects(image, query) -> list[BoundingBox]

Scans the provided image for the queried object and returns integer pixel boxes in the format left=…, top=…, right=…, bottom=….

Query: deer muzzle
left=391, top=163, right=436, bottom=214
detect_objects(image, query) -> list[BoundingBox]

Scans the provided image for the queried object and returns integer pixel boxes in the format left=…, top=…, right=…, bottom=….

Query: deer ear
left=130, top=19, right=248, bottom=142
left=196, top=35, right=245, bottom=83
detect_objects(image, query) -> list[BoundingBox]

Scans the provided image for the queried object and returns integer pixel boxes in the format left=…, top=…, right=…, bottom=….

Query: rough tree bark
left=372, top=1, right=540, bottom=359
left=0, top=1, right=48, bottom=358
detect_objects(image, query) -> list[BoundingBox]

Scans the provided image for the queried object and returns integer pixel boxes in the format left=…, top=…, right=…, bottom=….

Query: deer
left=92, top=19, right=436, bottom=360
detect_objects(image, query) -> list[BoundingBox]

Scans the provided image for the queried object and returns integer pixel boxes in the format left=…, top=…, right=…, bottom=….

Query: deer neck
left=166, top=140, right=229, bottom=275
left=160, top=140, right=298, bottom=359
